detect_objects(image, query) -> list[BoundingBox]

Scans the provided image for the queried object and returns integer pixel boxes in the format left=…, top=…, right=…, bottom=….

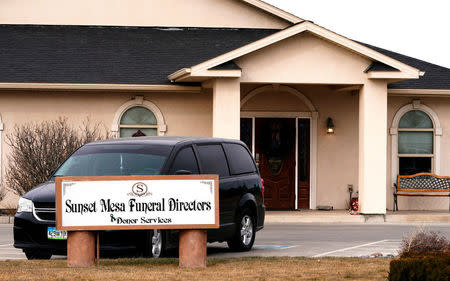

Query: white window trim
left=390, top=100, right=442, bottom=184
left=111, top=96, right=167, bottom=138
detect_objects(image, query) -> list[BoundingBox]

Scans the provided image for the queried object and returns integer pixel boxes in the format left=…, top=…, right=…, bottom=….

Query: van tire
left=227, top=208, right=255, bottom=252
left=144, top=230, right=167, bottom=258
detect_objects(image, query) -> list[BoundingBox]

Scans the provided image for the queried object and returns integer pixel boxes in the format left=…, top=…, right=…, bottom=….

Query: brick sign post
left=55, top=175, right=219, bottom=268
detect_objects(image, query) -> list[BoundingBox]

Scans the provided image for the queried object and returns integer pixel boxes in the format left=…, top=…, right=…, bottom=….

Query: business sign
left=55, top=175, right=219, bottom=231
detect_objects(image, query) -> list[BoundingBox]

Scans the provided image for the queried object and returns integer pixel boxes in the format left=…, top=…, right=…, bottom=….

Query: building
left=0, top=0, right=449, bottom=213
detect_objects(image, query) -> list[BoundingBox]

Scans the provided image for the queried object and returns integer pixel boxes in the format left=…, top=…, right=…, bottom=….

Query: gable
left=169, top=21, right=421, bottom=83
left=235, top=32, right=373, bottom=84
left=0, top=0, right=291, bottom=29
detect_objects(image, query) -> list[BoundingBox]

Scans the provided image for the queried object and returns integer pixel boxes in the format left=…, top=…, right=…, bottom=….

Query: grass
left=0, top=257, right=391, bottom=281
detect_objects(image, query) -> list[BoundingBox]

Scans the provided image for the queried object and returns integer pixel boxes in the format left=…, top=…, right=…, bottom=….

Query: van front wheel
left=144, top=230, right=166, bottom=258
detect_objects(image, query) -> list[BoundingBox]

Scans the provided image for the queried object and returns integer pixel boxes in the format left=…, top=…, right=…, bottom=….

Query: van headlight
left=17, top=197, right=33, bottom=213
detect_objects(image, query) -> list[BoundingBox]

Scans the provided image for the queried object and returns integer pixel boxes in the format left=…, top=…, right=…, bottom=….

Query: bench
left=394, top=173, right=450, bottom=212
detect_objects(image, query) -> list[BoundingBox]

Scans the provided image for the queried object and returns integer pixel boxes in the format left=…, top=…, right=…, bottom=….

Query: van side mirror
left=175, top=170, right=192, bottom=175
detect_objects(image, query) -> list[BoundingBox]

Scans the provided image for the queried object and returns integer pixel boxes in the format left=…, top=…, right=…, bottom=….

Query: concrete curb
left=0, top=216, right=14, bottom=224
left=265, top=211, right=450, bottom=224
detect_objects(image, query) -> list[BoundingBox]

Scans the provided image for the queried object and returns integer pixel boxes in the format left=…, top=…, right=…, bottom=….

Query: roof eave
left=388, top=88, right=450, bottom=96
left=171, top=69, right=242, bottom=83
left=0, top=82, right=201, bottom=92
left=367, top=71, right=420, bottom=80
left=168, top=68, right=191, bottom=82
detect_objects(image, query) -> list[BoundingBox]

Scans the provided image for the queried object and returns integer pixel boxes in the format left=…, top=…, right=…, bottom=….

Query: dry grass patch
left=0, top=257, right=391, bottom=281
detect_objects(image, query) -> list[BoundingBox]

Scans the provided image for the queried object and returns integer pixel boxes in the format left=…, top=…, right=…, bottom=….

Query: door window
left=169, top=147, right=199, bottom=174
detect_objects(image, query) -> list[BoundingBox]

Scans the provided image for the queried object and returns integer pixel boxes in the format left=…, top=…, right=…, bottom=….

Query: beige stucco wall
left=0, top=0, right=289, bottom=29
left=387, top=96, right=450, bottom=210
left=298, top=85, right=360, bottom=210
left=0, top=89, right=212, bottom=207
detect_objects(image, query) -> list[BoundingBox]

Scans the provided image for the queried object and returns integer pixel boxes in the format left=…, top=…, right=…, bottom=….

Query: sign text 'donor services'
left=55, top=175, right=219, bottom=231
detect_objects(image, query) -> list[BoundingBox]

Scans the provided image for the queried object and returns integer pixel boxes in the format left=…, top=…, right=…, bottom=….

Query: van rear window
left=223, top=143, right=256, bottom=175
left=196, top=144, right=230, bottom=177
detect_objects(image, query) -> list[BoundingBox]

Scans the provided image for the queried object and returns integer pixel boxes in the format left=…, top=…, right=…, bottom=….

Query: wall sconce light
left=326, top=117, right=335, bottom=134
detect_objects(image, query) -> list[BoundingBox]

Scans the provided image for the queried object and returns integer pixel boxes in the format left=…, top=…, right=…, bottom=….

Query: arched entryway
left=240, top=84, right=318, bottom=210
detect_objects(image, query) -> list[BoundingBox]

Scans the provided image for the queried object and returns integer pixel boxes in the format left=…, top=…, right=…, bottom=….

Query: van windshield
left=53, top=144, right=172, bottom=177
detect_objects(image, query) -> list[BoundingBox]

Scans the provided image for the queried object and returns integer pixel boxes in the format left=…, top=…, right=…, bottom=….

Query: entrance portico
left=169, top=21, right=422, bottom=215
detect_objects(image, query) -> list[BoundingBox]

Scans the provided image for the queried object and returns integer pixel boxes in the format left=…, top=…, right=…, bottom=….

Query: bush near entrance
left=389, top=252, right=450, bottom=281
left=389, top=228, right=450, bottom=281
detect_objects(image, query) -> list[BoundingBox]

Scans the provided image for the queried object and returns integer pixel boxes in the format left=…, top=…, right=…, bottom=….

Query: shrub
left=399, top=227, right=450, bottom=257
left=389, top=252, right=450, bottom=281
left=5, top=117, right=109, bottom=195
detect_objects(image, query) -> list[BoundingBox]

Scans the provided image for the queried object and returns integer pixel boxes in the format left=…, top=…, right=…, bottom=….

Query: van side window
left=170, top=147, right=199, bottom=174
left=223, top=143, right=256, bottom=175
left=196, top=144, right=230, bottom=177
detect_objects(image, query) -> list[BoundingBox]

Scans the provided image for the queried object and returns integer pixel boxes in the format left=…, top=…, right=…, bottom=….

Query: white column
left=310, top=112, right=318, bottom=209
left=212, top=78, right=240, bottom=139
left=358, top=80, right=388, bottom=214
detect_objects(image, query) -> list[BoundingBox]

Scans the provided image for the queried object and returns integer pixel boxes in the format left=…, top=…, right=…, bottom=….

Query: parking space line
left=0, top=244, right=12, bottom=247
left=312, top=239, right=389, bottom=257
left=253, top=245, right=296, bottom=250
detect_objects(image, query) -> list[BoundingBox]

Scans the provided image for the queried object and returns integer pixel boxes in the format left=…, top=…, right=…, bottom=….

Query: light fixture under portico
left=326, top=117, right=335, bottom=134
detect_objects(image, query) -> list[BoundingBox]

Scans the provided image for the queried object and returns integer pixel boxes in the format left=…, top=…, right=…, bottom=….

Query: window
left=223, top=143, right=256, bottom=175
left=240, top=118, right=253, bottom=152
left=120, top=106, right=158, bottom=137
left=196, top=144, right=230, bottom=177
left=398, top=110, right=433, bottom=175
left=170, top=147, right=199, bottom=174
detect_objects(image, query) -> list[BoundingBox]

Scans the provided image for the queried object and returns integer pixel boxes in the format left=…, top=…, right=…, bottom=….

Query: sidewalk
left=265, top=210, right=450, bottom=224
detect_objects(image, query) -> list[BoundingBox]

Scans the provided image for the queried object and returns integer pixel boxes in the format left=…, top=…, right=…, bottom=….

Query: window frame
left=397, top=110, right=435, bottom=174
left=111, top=96, right=166, bottom=138
left=119, top=106, right=159, bottom=137
left=390, top=101, right=442, bottom=181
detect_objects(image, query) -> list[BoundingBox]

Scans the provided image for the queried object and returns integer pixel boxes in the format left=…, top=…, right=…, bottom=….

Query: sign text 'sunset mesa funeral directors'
left=56, top=176, right=219, bottom=230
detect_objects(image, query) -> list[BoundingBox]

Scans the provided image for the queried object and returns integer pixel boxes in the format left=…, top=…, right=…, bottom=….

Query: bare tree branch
left=5, top=117, right=110, bottom=195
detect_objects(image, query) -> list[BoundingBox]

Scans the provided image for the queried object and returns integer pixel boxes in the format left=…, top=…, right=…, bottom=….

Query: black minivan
left=14, top=137, right=265, bottom=259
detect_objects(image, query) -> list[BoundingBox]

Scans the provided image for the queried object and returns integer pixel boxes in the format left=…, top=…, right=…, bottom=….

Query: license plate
left=47, top=227, right=67, bottom=240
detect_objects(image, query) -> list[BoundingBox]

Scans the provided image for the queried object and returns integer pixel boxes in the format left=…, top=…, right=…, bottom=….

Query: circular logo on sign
left=132, top=182, right=148, bottom=197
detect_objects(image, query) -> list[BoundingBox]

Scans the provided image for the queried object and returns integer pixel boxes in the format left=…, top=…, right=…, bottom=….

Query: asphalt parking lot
left=1, top=222, right=449, bottom=260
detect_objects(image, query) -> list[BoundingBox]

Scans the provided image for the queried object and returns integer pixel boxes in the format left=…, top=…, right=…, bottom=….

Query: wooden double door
left=241, top=118, right=310, bottom=210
